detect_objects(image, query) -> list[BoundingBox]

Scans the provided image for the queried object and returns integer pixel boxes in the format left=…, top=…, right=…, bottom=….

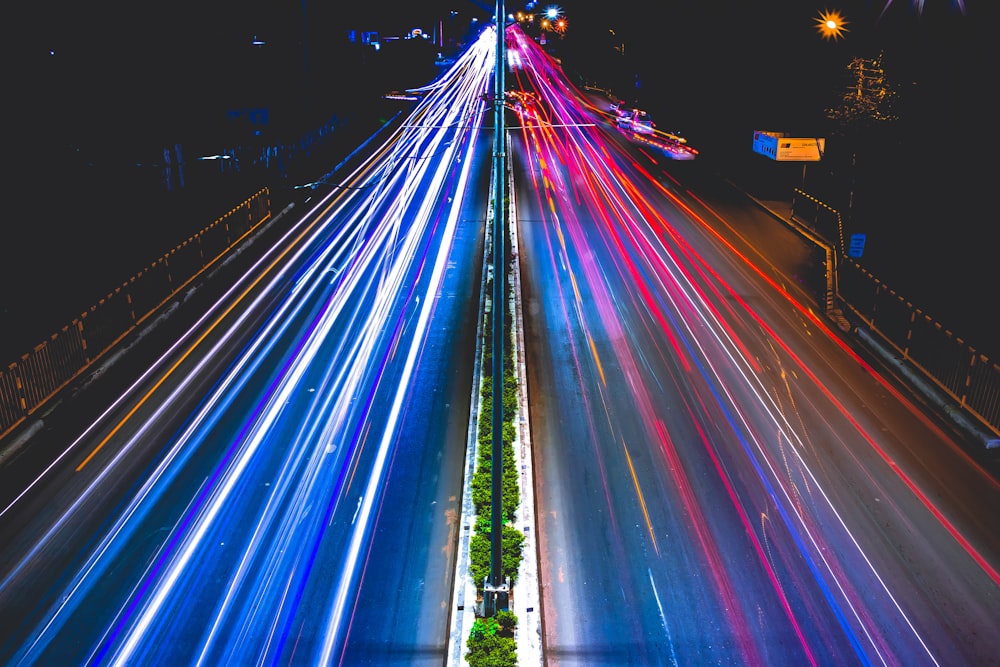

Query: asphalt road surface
left=509, top=24, right=1000, bottom=666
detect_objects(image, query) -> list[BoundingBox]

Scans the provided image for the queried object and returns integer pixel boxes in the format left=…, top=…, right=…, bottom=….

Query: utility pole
left=484, top=0, right=508, bottom=618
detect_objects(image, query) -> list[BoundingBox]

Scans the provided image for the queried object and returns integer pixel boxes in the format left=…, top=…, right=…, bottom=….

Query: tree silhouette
left=826, top=51, right=899, bottom=130
left=818, top=51, right=903, bottom=223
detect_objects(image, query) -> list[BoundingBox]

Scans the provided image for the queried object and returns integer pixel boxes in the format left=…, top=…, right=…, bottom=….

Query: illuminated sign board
left=753, top=131, right=825, bottom=162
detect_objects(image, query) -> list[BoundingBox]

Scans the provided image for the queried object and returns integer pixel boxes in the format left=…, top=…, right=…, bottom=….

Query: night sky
left=3, top=0, right=997, bottom=360
left=551, top=0, right=999, bottom=358
left=8, top=1, right=993, bottom=146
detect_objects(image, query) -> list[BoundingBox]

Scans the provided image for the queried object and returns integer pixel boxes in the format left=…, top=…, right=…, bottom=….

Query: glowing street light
left=815, top=10, right=848, bottom=41
left=815, top=9, right=849, bottom=41
left=538, top=5, right=567, bottom=34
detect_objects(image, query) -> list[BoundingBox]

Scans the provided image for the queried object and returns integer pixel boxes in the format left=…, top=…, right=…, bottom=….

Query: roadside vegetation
left=466, top=206, right=523, bottom=666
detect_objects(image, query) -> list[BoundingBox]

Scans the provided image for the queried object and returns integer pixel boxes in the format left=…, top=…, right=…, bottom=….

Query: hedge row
left=466, top=262, right=524, bottom=665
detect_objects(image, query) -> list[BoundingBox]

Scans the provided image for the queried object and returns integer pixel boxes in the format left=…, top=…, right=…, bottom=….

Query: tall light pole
left=485, top=0, right=508, bottom=618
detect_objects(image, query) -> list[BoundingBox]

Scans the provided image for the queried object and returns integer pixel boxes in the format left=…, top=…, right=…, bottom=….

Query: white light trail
left=5, top=23, right=496, bottom=667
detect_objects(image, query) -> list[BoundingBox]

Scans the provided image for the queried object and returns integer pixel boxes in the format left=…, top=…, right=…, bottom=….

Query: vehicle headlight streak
left=7, top=27, right=496, bottom=667
left=508, top=25, right=942, bottom=664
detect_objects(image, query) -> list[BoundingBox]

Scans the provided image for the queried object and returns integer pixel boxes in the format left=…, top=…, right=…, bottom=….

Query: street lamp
left=815, top=10, right=848, bottom=41
left=485, top=0, right=509, bottom=619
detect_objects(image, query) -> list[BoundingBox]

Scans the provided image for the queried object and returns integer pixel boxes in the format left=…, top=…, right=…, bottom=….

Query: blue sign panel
left=848, top=233, right=866, bottom=258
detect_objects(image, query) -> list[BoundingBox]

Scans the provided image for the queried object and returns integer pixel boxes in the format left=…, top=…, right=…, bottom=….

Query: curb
left=446, top=134, right=543, bottom=665
left=507, top=146, right=543, bottom=665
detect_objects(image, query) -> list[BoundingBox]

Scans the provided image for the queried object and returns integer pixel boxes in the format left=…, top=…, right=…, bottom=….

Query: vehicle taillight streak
left=508, top=23, right=993, bottom=665
left=2, top=26, right=497, bottom=667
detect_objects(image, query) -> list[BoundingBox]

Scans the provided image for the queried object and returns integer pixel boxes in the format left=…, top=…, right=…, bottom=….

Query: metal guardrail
left=0, top=188, right=271, bottom=439
left=5, top=183, right=996, bottom=443
left=791, top=188, right=1000, bottom=439
left=838, top=258, right=1000, bottom=437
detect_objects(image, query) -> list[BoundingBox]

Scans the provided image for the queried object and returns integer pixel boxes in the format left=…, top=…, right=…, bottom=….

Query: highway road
left=3, top=21, right=999, bottom=667
left=508, top=25, right=1000, bottom=666
left=0, top=28, right=497, bottom=666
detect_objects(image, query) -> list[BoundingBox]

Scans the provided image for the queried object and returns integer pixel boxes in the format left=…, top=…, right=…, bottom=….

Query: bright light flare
left=881, top=0, right=966, bottom=16
left=815, top=9, right=849, bottom=41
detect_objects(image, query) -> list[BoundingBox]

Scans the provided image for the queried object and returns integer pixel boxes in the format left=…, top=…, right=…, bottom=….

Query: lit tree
left=826, top=51, right=899, bottom=130
left=821, top=51, right=901, bottom=226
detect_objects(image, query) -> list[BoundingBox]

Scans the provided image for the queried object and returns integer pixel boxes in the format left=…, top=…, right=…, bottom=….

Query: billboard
left=753, top=131, right=825, bottom=162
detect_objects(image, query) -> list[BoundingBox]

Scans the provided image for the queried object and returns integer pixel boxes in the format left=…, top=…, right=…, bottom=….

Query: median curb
left=446, top=133, right=542, bottom=665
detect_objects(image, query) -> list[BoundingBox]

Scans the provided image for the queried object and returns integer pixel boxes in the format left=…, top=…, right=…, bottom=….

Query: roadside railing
left=0, top=188, right=270, bottom=439
left=791, top=188, right=1000, bottom=440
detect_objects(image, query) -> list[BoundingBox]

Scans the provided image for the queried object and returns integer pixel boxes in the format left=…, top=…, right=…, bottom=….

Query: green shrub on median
left=466, top=616, right=517, bottom=666
left=466, top=264, right=524, bottom=665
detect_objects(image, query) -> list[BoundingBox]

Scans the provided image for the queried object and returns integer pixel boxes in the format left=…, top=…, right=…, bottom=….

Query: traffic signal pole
left=484, top=0, right=508, bottom=618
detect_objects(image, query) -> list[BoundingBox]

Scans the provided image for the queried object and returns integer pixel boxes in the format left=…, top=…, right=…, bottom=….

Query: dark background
left=2, top=0, right=997, bottom=364
left=552, top=0, right=998, bottom=360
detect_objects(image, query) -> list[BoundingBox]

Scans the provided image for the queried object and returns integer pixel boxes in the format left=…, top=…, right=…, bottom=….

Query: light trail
left=3, top=26, right=496, bottom=667
left=507, top=23, right=977, bottom=664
